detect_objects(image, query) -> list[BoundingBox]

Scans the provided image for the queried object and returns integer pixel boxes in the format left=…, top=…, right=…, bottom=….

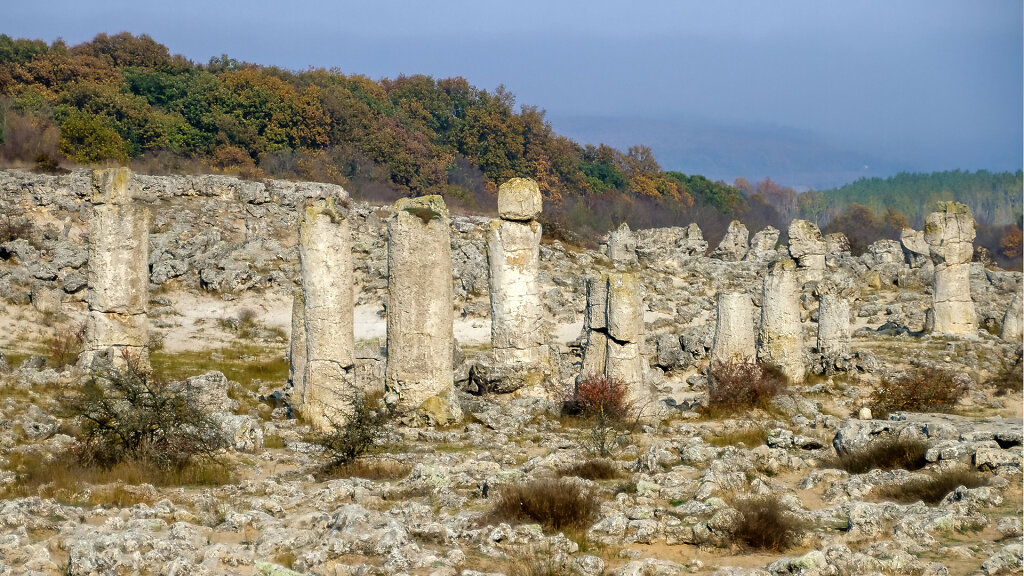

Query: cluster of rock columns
left=924, top=202, right=977, bottom=336
left=79, top=168, right=151, bottom=371
left=385, top=196, right=462, bottom=425
left=757, top=259, right=805, bottom=382
left=297, top=197, right=356, bottom=430
left=487, top=179, right=545, bottom=371
left=710, top=292, right=755, bottom=365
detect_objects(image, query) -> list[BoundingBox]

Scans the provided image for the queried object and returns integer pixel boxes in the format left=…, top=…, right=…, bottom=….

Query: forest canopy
left=0, top=33, right=1020, bottom=268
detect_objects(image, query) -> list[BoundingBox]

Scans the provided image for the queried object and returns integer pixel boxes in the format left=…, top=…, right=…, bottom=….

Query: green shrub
left=307, top=392, right=391, bottom=468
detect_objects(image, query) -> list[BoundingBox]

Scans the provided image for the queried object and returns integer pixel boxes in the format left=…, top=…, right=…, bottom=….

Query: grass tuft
left=732, top=495, right=805, bottom=551
left=483, top=478, right=601, bottom=532
left=874, top=468, right=989, bottom=504
left=559, top=459, right=621, bottom=481
left=823, top=438, right=929, bottom=474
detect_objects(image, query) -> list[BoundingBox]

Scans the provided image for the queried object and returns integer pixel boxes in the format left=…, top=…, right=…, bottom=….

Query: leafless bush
left=307, top=391, right=392, bottom=469
left=869, top=366, right=970, bottom=418
left=707, top=360, right=787, bottom=414
left=731, top=495, right=806, bottom=551
left=484, top=478, right=601, bottom=532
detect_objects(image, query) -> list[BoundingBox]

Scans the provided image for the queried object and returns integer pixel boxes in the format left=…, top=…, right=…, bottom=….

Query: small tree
left=307, top=391, right=392, bottom=468
left=61, top=350, right=226, bottom=470
left=564, top=375, right=636, bottom=457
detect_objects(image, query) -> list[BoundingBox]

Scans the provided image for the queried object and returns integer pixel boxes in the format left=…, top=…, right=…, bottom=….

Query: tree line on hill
left=0, top=33, right=1020, bottom=269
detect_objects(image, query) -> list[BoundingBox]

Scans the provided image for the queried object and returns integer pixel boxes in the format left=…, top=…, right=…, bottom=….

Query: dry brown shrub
left=731, top=495, right=806, bottom=551
left=559, top=459, right=621, bottom=481
left=484, top=478, right=601, bottom=532
left=874, top=467, right=988, bottom=504
left=823, top=438, right=929, bottom=474
left=707, top=360, right=788, bottom=414
left=869, top=366, right=970, bottom=418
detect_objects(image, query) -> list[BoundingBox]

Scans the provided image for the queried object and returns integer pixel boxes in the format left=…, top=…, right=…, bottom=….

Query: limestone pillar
left=385, top=196, right=461, bottom=425
left=488, top=178, right=544, bottom=367
left=816, top=278, right=852, bottom=373
left=710, top=292, right=755, bottom=365
left=298, top=196, right=355, bottom=431
left=924, top=202, right=977, bottom=336
left=80, top=168, right=150, bottom=371
left=1002, top=294, right=1022, bottom=342
left=288, top=288, right=307, bottom=409
left=712, top=220, right=749, bottom=261
left=788, top=220, right=826, bottom=281
left=578, top=271, right=647, bottom=406
left=606, top=222, right=638, bottom=268
left=757, top=259, right=805, bottom=382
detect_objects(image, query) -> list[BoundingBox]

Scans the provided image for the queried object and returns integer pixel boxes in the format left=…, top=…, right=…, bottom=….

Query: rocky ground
left=0, top=169, right=1021, bottom=575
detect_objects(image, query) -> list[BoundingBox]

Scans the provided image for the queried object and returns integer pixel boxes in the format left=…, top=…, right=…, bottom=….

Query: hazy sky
left=6, top=1, right=1023, bottom=185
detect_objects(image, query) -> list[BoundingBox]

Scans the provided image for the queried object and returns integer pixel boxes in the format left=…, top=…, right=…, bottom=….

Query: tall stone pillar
left=757, top=259, right=805, bottom=382
left=288, top=288, right=307, bottom=410
left=710, top=292, right=755, bottom=365
left=80, top=168, right=150, bottom=371
left=788, top=220, right=826, bottom=282
left=816, top=278, right=852, bottom=374
left=385, top=196, right=461, bottom=425
left=924, top=202, right=977, bottom=336
left=1002, top=294, right=1022, bottom=342
left=298, top=196, right=355, bottom=431
left=488, top=178, right=544, bottom=368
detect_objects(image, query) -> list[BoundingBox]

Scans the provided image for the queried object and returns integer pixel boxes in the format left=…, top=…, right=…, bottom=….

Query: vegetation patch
left=308, top=391, right=392, bottom=473
left=150, top=343, right=289, bottom=390
left=315, top=459, right=411, bottom=482
left=731, top=495, right=806, bottom=552
left=563, top=375, right=637, bottom=457
left=706, top=361, right=788, bottom=415
left=824, top=438, right=929, bottom=474
left=703, top=425, right=769, bottom=448
left=559, top=458, right=621, bottom=481
left=868, top=366, right=970, bottom=418
left=483, top=478, right=601, bottom=532
left=874, top=468, right=989, bottom=505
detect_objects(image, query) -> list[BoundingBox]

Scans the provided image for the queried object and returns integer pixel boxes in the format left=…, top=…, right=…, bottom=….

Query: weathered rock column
left=788, top=220, right=826, bottom=281
left=1003, top=294, right=1022, bottom=342
left=711, top=220, right=749, bottom=261
left=579, top=275, right=610, bottom=380
left=924, top=202, right=977, bottom=336
left=710, top=292, right=755, bottom=365
left=287, top=288, right=307, bottom=409
left=80, top=168, right=150, bottom=371
left=757, top=259, right=805, bottom=382
left=385, top=196, right=461, bottom=425
left=605, top=272, right=644, bottom=395
left=298, top=196, right=355, bottom=431
left=816, top=278, right=852, bottom=373
left=606, top=222, right=639, bottom=268
left=488, top=178, right=544, bottom=368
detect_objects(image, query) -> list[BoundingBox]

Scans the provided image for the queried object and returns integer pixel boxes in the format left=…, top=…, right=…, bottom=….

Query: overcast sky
left=6, top=0, right=1022, bottom=186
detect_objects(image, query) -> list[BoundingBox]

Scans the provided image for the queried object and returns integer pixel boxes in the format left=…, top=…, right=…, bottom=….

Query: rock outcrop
left=79, top=168, right=151, bottom=370
left=711, top=220, right=749, bottom=262
left=924, top=202, right=977, bottom=336
left=298, top=196, right=355, bottom=430
left=788, top=220, right=826, bottom=281
left=757, top=259, right=806, bottom=382
left=745, top=226, right=780, bottom=262
left=385, top=196, right=461, bottom=425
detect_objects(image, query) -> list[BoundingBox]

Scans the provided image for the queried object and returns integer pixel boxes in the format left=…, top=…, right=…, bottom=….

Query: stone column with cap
left=757, top=258, right=806, bottom=382
left=924, top=202, right=977, bottom=336
left=80, top=167, right=151, bottom=371
left=298, top=196, right=356, bottom=431
left=1002, top=293, right=1022, bottom=342
left=487, top=178, right=544, bottom=370
left=710, top=292, right=756, bottom=365
left=385, top=195, right=462, bottom=425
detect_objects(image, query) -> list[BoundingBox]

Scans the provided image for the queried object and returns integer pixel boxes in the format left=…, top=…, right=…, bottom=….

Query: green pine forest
left=1, top=33, right=1020, bottom=268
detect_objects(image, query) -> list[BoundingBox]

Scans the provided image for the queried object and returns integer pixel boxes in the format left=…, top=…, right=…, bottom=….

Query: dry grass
left=1, top=451, right=231, bottom=507
left=874, top=468, right=989, bottom=505
left=150, top=344, right=289, bottom=390
left=703, top=426, right=769, bottom=448
left=824, top=438, right=929, bottom=474
left=483, top=478, right=601, bottom=532
left=314, top=459, right=411, bottom=482
left=731, top=495, right=806, bottom=551
left=559, top=459, right=621, bottom=481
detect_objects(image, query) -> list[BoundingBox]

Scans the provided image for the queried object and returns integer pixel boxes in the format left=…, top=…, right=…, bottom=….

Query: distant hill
left=817, top=170, right=1023, bottom=227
